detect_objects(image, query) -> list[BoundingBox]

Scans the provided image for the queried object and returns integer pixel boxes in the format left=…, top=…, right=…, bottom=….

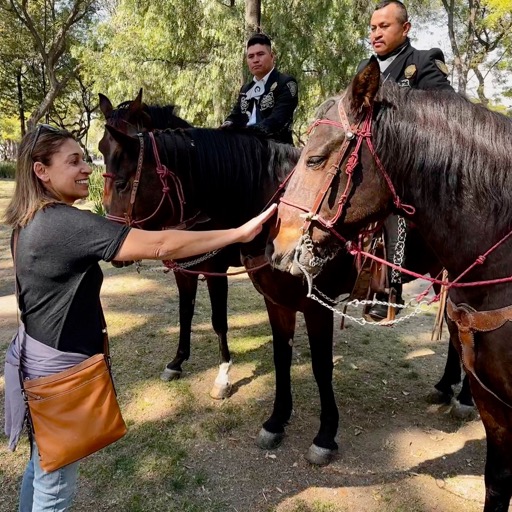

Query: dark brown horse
left=99, top=122, right=470, bottom=465
left=98, top=90, right=241, bottom=399
left=269, top=58, right=512, bottom=510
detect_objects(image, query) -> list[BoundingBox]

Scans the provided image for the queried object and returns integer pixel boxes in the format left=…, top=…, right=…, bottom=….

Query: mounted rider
left=357, top=0, right=454, bottom=320
left=221, top=33, right=299, bottom=145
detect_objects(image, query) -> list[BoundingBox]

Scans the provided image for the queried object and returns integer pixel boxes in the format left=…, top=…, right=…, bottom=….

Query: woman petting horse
left=99, top=90, right=243, bottom=399
left=268, top=57, right=512, bottom=511
left=3, top=124, right=275, bottom=511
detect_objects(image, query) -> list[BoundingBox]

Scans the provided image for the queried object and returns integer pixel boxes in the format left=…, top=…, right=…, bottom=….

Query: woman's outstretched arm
left=114, top=204, right=277, bottom=262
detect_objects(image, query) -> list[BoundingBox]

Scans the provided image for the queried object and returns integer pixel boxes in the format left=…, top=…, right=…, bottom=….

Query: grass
left=273, top=500, right=344, bottom=512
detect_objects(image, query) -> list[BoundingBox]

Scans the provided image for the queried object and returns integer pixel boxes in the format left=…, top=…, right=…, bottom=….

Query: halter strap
left=280, top=95, right=414, bottom=237
left=104, top=131, right=197, bottom=229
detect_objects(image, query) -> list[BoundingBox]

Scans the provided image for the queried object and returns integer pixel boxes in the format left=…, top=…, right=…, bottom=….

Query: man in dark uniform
left=222, top=33, right=298, bottom=145
left=358, top=0, right=454, bottom=320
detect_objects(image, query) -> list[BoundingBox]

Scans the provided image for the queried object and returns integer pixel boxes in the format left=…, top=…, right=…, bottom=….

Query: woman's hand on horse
left=113, top=204, right=277, bottom=262
left=234, top=204, right=278, bottom=243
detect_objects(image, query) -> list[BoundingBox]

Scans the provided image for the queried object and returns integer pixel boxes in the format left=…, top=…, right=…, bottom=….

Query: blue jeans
left=19, top=441, right=79, bottom=512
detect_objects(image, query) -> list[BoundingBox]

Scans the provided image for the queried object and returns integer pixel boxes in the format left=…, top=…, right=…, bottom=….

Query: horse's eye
left=306, top=156, right=325, bottom=168
left=114, top=180, right=129, bottom=193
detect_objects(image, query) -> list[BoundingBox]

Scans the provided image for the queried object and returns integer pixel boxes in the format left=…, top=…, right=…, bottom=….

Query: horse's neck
left=160, top=131, right=282, bottom=226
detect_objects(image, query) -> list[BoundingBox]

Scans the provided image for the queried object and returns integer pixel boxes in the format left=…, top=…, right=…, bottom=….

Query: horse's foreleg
left=460, top=326, right=512, bottom=511
left=160, top=272, right=198, bottom=381
left=206, top=274, right=232, bottom=399
left=257, top=298, right=296, bottom=451
left=303, top=300, right=338, bottom=466
left=430, top=318, right=462, bottom=403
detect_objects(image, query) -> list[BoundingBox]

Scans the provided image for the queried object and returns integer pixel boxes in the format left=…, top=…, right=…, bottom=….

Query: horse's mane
left=374, top=82, right=512, bottom=230
left=144, top=104, right=192, bottom=129
left=155, top=128, right=300, bottom=223
left=108, top=101, right=192, bottom=129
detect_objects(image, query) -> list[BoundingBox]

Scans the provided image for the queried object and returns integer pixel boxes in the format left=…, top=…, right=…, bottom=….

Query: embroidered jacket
left=224, top=68, right=298, bottom=144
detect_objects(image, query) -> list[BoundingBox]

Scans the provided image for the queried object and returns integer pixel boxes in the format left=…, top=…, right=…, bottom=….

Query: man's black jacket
left=357, top=41, right=453, bottom=91
left=224, top=68, right=298, bottom=144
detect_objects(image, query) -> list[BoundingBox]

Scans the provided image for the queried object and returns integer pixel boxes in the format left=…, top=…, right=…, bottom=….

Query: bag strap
left=100, top=307, right=110, bottom=357
left=12, top=230, right=35, bottom=450
left=12, top=230, right=21, bottom=357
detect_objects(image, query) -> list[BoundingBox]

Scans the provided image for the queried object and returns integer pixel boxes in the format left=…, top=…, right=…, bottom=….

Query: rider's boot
left=368, top=284, right=404, bottom=321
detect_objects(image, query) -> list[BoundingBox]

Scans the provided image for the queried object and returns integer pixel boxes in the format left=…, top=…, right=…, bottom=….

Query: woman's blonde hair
left=3, top=126, right=74, bottom=228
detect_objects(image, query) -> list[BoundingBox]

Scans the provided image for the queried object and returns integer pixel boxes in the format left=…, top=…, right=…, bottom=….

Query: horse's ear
left=105, top=125, right=138, bottom=148
left=130, top=88, right=144, bottom=113
left=99, top=93, right=113, bottom=117
left=350, top=57, right=380, bottom=112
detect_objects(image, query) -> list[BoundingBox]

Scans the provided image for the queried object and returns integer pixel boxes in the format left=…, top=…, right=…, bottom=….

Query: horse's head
left=268, top=58, right=393, bottom=276
left=99, top=88, right=196, bottom=227
left=100, top=126, right=195, bottom=234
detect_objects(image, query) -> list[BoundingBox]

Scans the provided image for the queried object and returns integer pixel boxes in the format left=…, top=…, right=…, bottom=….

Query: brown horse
left=98, top=90, right=241, bottom=399
left=100, top=122, right=470, bottom=465
left=269, top=58, right=512, bottom=511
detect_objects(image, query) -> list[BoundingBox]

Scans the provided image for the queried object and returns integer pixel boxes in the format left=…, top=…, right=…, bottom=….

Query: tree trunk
left=245, top=0, right=261, bottom=38
left=16, top=67, right=26, bottom=137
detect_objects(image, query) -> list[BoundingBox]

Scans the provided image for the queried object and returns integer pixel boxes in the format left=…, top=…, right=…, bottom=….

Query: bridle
left=104, top=132, right=202, bottom=230
left=280, top=94, right=414, bottom=241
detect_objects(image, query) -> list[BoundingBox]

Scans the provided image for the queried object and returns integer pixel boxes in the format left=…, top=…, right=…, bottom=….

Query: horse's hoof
left=450, top=400, right=479, bottom=421
left=210, top=383, right=232, bottom=400
left=306, top=444, right=338, bottom=466
left=426, top=387, right=452, bottom=404
left=256, top=428, right=285, bottom=450
left=160, top=367, right=182, bottom=381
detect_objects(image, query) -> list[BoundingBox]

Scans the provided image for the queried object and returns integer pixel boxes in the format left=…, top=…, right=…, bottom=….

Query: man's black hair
left=374, top=0, right=409, bottom=23
left=247, top=33, right=272, bottom=49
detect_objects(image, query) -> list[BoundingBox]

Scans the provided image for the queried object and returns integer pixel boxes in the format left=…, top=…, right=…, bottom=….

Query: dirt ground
left=0, top=180, right=499, bottom=512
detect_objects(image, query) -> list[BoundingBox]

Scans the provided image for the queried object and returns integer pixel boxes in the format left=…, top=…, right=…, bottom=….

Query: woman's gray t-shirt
left=14, top=203, right=131, bottom=356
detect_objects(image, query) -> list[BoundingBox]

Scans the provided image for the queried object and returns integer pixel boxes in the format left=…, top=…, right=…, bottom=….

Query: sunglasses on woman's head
left=30, top=124, right=61, bottom=161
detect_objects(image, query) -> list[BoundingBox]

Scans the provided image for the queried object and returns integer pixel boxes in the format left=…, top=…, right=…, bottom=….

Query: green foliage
left=482, top=0, right=512, bottom=28
left=82, top=0, right=371, bottom=140
left=263, top=0, right=371, bottom=136
left=88, top=164, right=105, bottom=216
left=2, top=0, right=511, bottom=153
left=433, top=0, right=512, bottom=100
left=0, top=0, right=100, bottom=139
left=0, top=161, right=16, bottom=179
